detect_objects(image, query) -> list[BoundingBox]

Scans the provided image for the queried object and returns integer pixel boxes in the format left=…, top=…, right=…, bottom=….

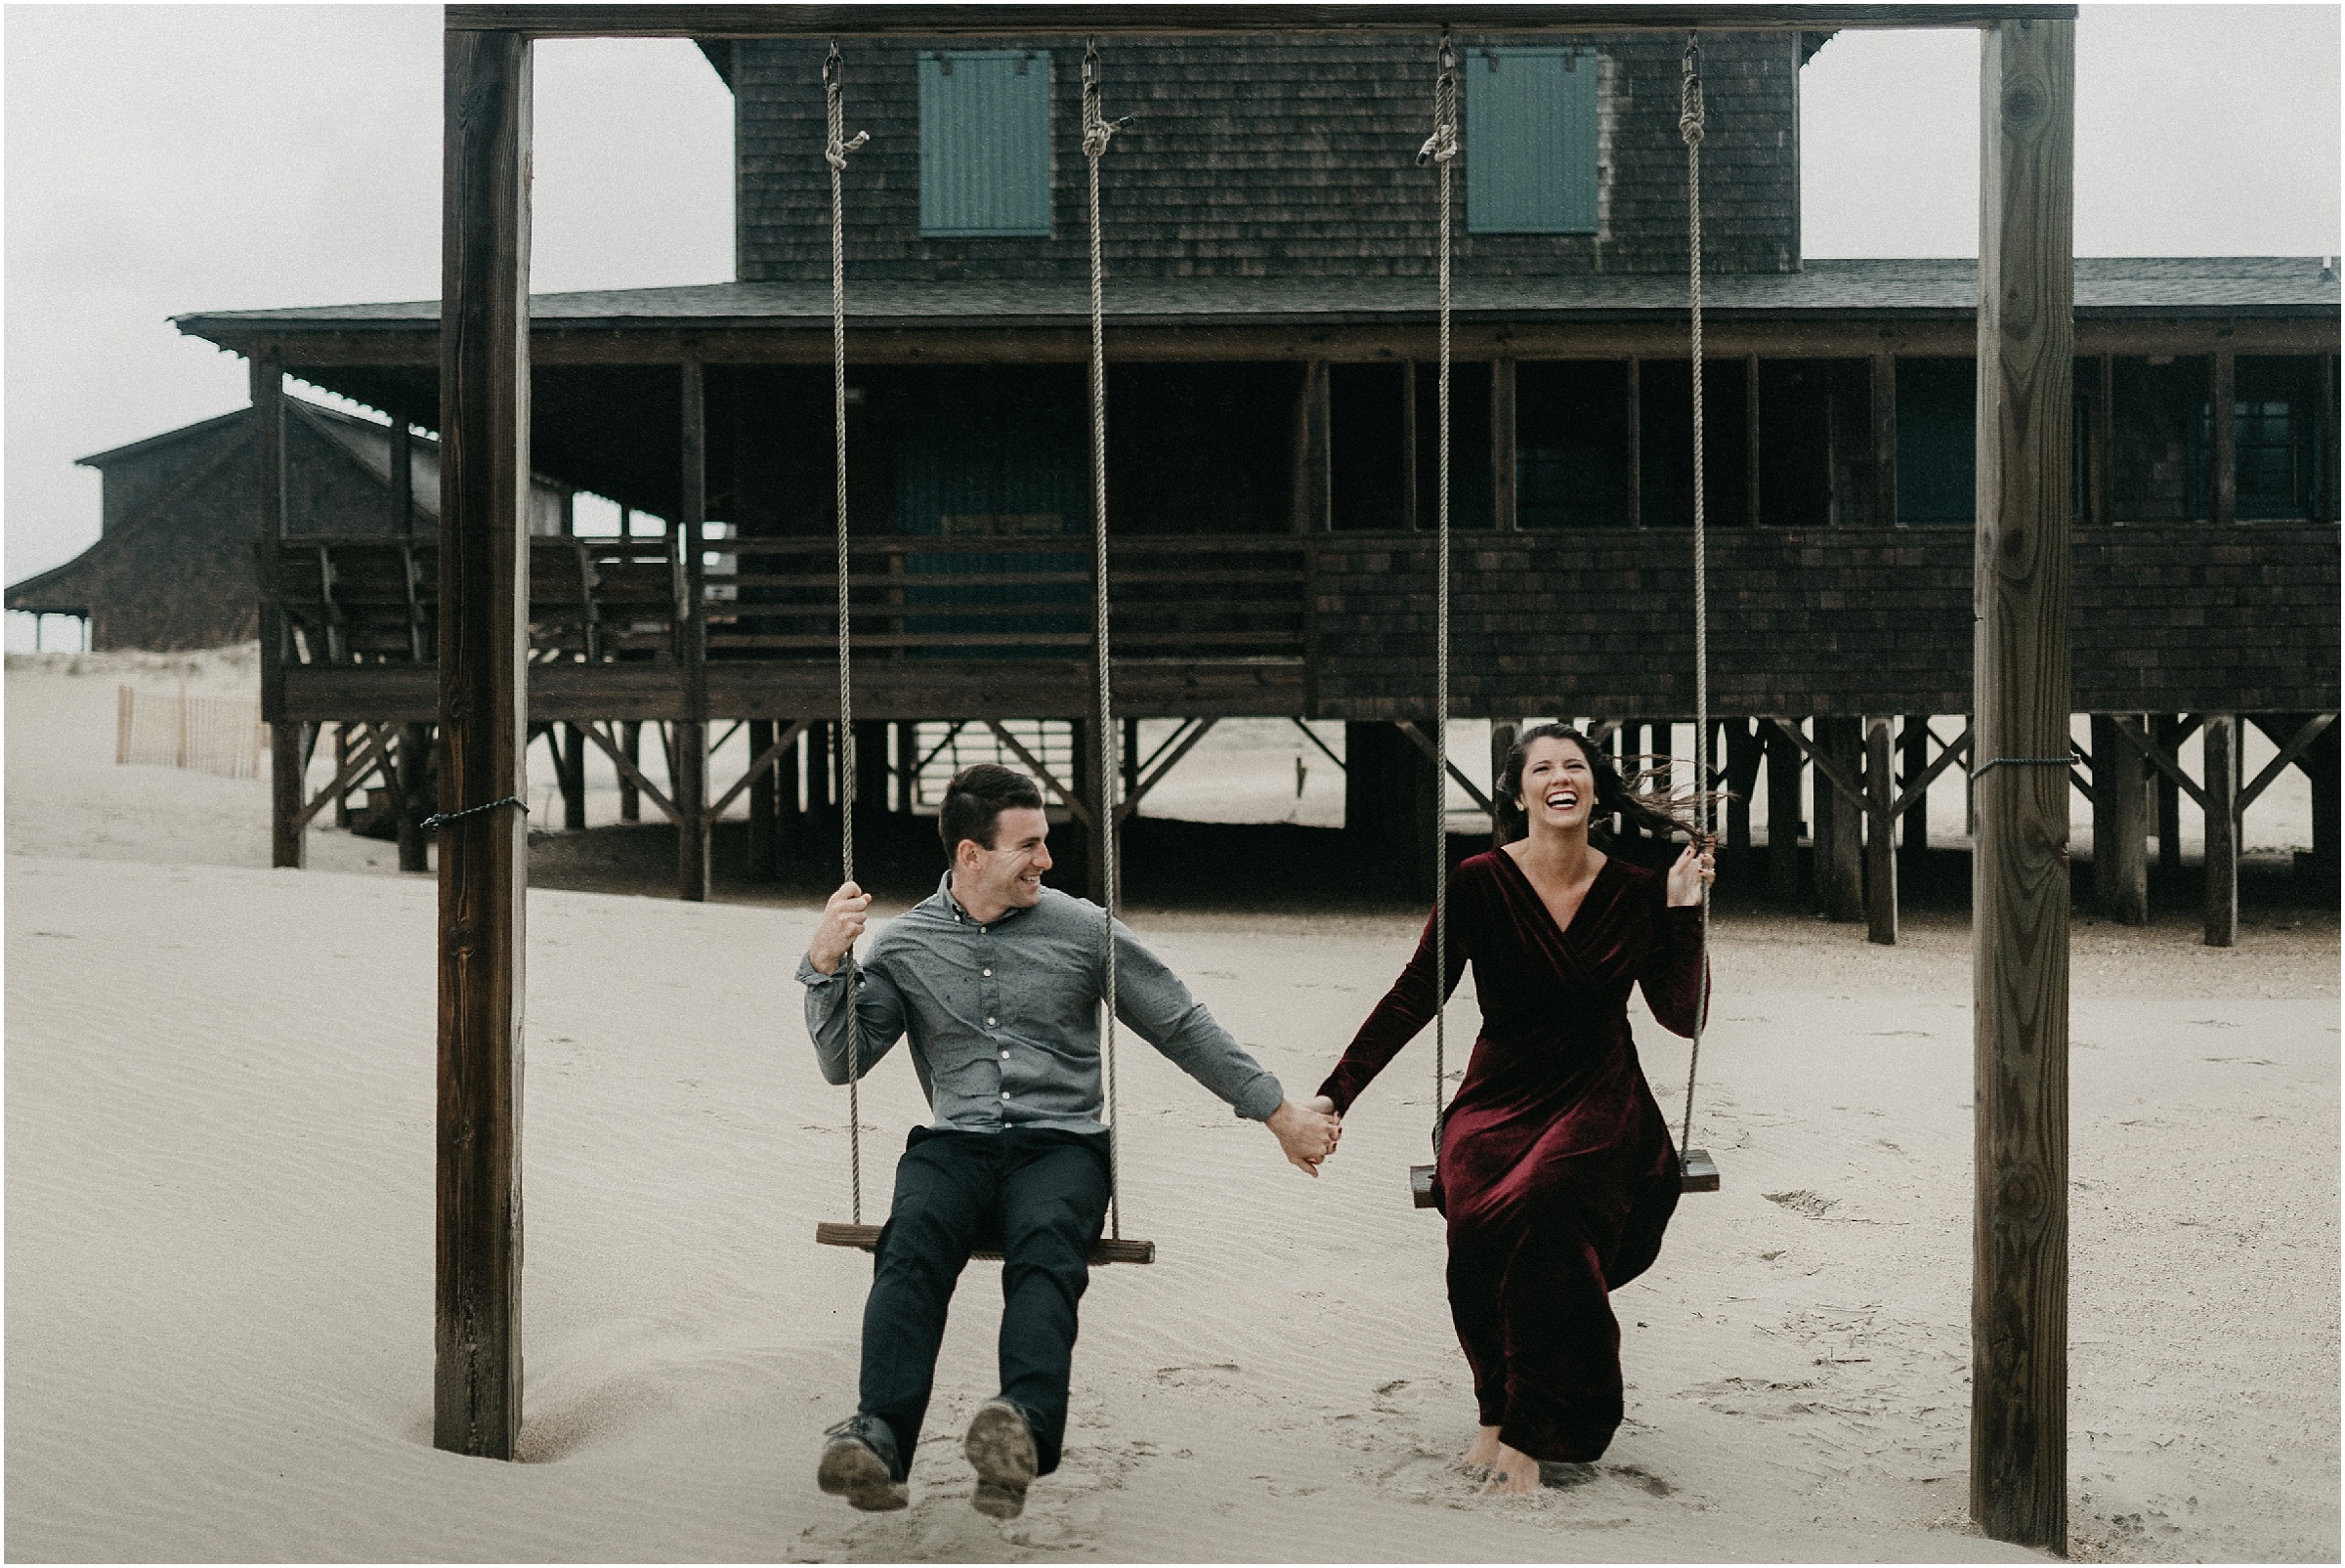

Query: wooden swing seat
left=1409, top=1151, right=1720, bottom=1207
left=816, top=1221, right=1157, bottom=1266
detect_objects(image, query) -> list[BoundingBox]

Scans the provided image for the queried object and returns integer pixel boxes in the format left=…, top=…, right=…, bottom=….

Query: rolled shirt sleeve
left=798, top=950, right=909, bottom=1085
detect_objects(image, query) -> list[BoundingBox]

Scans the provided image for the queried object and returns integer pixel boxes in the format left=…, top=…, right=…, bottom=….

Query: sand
left=7, top=650, right=2339, bottom=1562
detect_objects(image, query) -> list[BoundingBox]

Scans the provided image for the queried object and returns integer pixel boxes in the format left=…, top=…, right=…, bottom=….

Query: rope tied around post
left=1678, top=32, right=1714, bottom=1171
left=825, top=40, right=869, bottom=1226
left=1083, top=37, right=1130, bottom=1240
left=1425, top=31, right=1459, bottom=1162
left=418, top=795, right=528, bottom=832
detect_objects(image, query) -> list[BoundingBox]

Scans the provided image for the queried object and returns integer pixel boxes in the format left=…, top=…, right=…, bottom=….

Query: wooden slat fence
left=116, top=680, right=267, bottom=780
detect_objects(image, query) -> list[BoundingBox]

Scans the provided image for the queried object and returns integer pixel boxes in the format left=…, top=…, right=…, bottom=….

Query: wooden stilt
left=560, top=723, right=586, bottom=831
left=1725, top=718, right=1758, bottom=858
left=677, top=360, right=710, bottom=903
left=1864, top=715, right=1897, bottom=945
left=2153, top=713, right=2183, bottom=877
left=1767, top=720, right=1801, bottom=900
left=272, top=722, right=307, bottom=869
left=1818, top=716, right=1863, bottom=922
left=895, top=720, right=918, bottom=816
left=1900, top=714, right=1931, bottom=873
left=334, top=725, right=355, bottom=828
left=746, top=719, right=776, bottom=877
left=618, top=721, right=642, bottom=822
left=2090, top=714, right=2148, bottom=924
left=434, top=21, right=530, bottom=1462
left=2307, top=716, right=2339, bottom=889
left=398, top=722, right=433, bottom=873
left=1489, top=718, right=1519, bottom=847
left=2202, top=713, right=2238, bottom=947
left=1969, top=18, right=2074, bottom=1549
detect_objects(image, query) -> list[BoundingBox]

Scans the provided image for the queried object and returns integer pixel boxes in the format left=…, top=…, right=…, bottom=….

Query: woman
left=1312, top=724, right=1714, bottom=1494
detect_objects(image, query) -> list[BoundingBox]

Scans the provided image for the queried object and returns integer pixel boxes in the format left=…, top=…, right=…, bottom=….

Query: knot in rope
left=1679, top=38, right=1706, bottom=148
left=1081, top=42, right=1131, bottom=161
left=824, top=46, right=868, bottom=171
left=1416, top=37, right=1460, bottom=166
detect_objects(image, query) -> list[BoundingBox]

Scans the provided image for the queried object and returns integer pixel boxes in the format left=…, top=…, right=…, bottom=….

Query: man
left=801, top=763, right=1341, bottom=1518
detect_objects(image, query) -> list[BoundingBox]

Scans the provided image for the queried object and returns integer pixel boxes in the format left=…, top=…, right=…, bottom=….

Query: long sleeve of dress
left=1637, top=902, right=1709, bottom=1039
left=1315, top=869, right=1474, bottom=1115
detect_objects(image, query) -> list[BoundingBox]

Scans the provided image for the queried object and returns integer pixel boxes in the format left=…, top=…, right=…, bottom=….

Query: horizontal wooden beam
left=815, top=1219, right=1154, bottom=1266
left=448, top=4, right=2069, bottom=38
left=188, top=313, right=2340, bottom=376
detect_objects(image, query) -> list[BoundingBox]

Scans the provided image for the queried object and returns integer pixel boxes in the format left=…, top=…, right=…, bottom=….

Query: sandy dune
left=6, top=653, right=2338, bottom=1562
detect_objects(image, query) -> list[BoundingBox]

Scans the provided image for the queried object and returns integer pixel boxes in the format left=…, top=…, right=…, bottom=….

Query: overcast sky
left=6, top=3, right=2339, bottom=629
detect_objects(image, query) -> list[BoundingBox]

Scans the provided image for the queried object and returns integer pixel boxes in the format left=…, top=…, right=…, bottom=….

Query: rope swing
left=814, top=41, right=1152, bottom=1266
left=826, top=41, right=870, bottom=1227
left=1678, top=35, right=1720, bottom=1193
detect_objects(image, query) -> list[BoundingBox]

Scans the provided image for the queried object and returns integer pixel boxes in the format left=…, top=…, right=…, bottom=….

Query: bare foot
left=1461, top=1425, right=1501, bottom=1469
left=1482, top=1442, right=1540, bottom=1496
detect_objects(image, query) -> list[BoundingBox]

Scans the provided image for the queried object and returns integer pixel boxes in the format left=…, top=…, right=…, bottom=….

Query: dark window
left=2232, top=357, right=2328, bottom=521
left=1465, top=47, right=1599, bottom=235
left=918, top=51, right=1051, bottom=237
left=1639, top=360, right=1749, bottom=529
left=1895, top=359, right=1975, bottom=525
left=2110, top=356, right=2211, bottom=522
left=1516, top=360, right=1629, bottom=529
left=1757, top=360, right=1859, bottom=529
left=1413, top=363, right=1495, bottom=528
left=1330, top=363, right=1411, bottom=532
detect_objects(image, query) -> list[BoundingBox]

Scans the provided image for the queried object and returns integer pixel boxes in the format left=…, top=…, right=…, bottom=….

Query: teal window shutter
left=1465, top=47, right=1599, bottom=235
left=919, top=51, right=1052, bottom=237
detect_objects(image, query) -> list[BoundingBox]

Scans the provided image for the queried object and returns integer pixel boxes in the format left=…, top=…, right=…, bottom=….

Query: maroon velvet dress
left=1318, top=848, right=1706, bottom=1462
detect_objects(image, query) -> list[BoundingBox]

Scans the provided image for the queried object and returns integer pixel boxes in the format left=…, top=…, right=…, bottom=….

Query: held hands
left=807, top=881, right=873, bottom=975
left=1666, top=838, right=1717, bottom=908
left=1266, top=1094, right=1343, bottom=1177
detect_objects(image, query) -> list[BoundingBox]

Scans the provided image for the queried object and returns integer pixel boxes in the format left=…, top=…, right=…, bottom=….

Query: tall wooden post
left=2090, top=713, right=2147, bottom=924
left=1767, top=722, right=1802, bottom=900
left=256, top=357, right=304, bottom=869
left=435, top=23, right=530, bottom=1462
left=334, top=724, right=355, bottom=828
left=1969, top=18, right=2074, bottom=1550
left=2202, top=713, right=2238, bottom=947
left=896, top=720, right=919, bottom=815
left=676, top=359, right=710, bottom=903
left=1726, top=719, right=1757, bottom=857
left=1489, top=719, right=1519, bottom=847
left=1864, top=715, right=1897, bottom=945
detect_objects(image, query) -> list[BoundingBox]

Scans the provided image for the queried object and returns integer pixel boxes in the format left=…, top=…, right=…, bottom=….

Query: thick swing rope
left=1417, top=35, right=1459, bottom=1161
left=826, top=44, right=869, bottom=1225
left=1082, top=40, right=1130, bottom=1240
left=1678, top=35, right=1712, bottom=1165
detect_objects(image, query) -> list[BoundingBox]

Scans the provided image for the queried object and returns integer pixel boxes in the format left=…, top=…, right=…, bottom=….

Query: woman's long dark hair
left=1494, top=723, right=1724, bottom=848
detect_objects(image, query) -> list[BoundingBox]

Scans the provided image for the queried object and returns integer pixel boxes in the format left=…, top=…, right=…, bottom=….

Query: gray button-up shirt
left=798, top=874, right=1284, bottom=1134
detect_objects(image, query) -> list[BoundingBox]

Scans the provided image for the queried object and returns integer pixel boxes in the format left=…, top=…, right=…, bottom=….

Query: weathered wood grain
left=2089, top=713, right=2147, bottom=924
left=815, top=1221, right=1155, bottom=1266
left=1968, top=17, right=2073, bottom=1550
left=434, top=24, right=530, bottom=1463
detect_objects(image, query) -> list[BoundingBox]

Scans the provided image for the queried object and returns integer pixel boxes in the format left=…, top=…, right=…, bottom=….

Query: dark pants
left=859, top=1125, right=1111, bottom=1478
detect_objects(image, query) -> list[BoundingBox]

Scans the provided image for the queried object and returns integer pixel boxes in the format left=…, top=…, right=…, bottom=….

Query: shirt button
left=1001, top=1049, right=1010, bottom=1060
left=987, top=1017, right=997, bottom=1026
left=1001, top=1090, right=1011, bottom=1101
left=982, top=968, right=992, bottom=977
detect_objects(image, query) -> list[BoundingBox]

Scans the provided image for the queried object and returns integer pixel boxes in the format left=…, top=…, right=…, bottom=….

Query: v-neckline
left=1496, top=845, right=1615, bottom=952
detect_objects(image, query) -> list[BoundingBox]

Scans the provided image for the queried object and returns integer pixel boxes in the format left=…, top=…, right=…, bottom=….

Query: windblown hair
left=937, top=763, right=1045, bottom=859
left=1494, top=722, right=1724, bottom=847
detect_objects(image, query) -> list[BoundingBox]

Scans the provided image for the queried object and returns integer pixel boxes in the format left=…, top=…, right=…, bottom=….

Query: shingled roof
left=174, top=257, right=2338, bottom=344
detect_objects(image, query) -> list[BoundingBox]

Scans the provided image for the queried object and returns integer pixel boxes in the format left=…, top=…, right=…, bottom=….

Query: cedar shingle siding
left=736, top=34, right=1803, bottom=282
